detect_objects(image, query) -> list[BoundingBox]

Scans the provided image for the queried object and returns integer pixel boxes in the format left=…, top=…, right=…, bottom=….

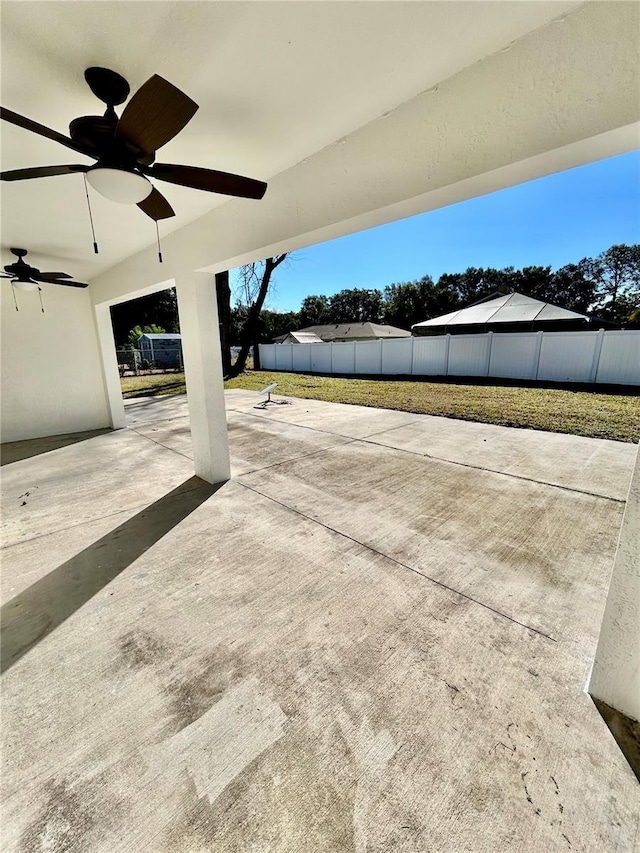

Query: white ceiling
left=1, top=1, right=579, bottom=281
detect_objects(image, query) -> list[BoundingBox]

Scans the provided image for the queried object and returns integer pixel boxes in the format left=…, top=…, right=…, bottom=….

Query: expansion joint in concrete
left=227, top=407, right=627, bottom=504
left=234, top=479, right=557, bottom=643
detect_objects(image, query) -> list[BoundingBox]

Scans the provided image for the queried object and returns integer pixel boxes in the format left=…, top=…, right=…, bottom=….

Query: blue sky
left=236, top=150, right=640, bottom=312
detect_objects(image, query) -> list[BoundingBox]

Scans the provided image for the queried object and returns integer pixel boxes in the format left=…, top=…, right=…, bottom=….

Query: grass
left=120, top=373, right=187, bottom=398
left=121, top=370, right=640, bottom=443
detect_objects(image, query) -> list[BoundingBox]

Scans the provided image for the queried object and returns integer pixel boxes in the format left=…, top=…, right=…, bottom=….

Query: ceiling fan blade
left=0, top=164, right=88, bottom=182
left=0, top=107, right=93, bottom=156
left=115, top=75, right=198, bottom=157
left=37, top=272, right=73, bottom=280
left=33, top=275, right=88, bottom=288
left=137, top=186, right=175, bottom=220
left=148, top=163, right=267, bottom=200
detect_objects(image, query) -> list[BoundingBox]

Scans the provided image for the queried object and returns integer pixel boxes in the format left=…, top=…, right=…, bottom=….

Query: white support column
left=176, top=272, right=230, bottom=484
left=93, top=303, right=127, bottom=430
left=589, top=442, right=640, bottom=721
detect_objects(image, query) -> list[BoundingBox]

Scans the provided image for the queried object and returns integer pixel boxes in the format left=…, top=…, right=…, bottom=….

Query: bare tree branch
left=229, top=254, right=289, bottom=377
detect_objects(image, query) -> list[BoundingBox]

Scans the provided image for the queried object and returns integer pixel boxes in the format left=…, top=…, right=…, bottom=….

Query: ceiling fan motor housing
left=69, top=115, right=118, bottom=157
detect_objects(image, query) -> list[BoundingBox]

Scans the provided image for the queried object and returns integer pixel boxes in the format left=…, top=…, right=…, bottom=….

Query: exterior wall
left=590, top=443, right=640, bottom=721
left=1, top=282, right=110, bottom=443
left=259, top=330, right=640, bottom=385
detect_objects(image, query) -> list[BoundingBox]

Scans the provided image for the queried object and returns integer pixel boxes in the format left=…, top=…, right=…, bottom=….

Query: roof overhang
left=2, top=2, right=638, bottom=304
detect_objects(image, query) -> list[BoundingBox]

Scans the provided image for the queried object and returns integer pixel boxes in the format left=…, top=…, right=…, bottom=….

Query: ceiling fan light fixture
left=13, top=279, right=40, bottom=292
left=86, top=167, right=152, bottom=204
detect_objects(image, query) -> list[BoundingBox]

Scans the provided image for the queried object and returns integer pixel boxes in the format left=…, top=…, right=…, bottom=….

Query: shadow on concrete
left=0, top=477, right=222, bottom=674
left=123, top=384, right=186, bottom=400
left=1, top=429, right=112, bottom=466
left=592, top=697, right=640, bottom=783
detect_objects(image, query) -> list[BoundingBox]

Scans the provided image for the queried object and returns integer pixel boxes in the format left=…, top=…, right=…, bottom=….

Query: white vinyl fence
left=259, top=330, right=640, bottom=386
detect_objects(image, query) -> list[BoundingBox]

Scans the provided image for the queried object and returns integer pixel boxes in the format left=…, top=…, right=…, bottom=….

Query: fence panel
left=411, top=336, right=448, bottom=375
left=332, top=342, right=356, bottom=374
left=596, top=331, right=640, bottom=385
left=489, top=333, right=539, bottom=380
left=354, top=341, right=381, bottom=374
left=261, top=331, right=639, bottom=385
left=311, top=343, right=332, bottom=373
left=381, top=338, right=413, bottom=374
left=275, top=344, right=294, bottom=372
left=292, top=344, right=312, bottom=373
left=448, top=335, right=491, bottom=377
left=259, top=344, right=276, bottom=370
left=537, top=332, right=599, bottom=383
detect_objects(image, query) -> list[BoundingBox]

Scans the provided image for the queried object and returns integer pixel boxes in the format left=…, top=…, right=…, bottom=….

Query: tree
left=299, top=294, right=331, bottom=327
left=580, top=244, right=640, bottom=323
left=259, top=310, right=301, bottom=341
left=110, top=288, right=178, bottom=347
left=126, top=323, right=165, bottom=351
left=546, top=264, right=597, bottom=314
left=384, top=275, right=458, bottom=329
left=436, top=267, right=499, bottom=306
left=516, top=266, right=554, bottom=300
left=229, top=254, right=289, bottom=377
left=216, top=272, right=233, bottom=376
left=327, top=287, right=384, bottom=323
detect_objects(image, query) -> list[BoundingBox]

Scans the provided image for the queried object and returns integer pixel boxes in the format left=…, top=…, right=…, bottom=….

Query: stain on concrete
left=164, top=644, right=248, bottom=731
left=18, top=779, right=95, bottom=853
left=338, top=710, right=398, bottom=853
left=117, top=630, right=169, bottom=670
left=164, top=729, right=355, bottom=853
left=149, top=676, right=286, bottom=808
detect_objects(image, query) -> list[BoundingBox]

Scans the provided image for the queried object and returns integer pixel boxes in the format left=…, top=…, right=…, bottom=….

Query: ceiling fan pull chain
left=38, top=287, right=45, bottom=313
left=155, top=221, right=163, bottom=263
left=83, top=173, right=99, bottom=254
left=10, top=283, right=19, bottom=312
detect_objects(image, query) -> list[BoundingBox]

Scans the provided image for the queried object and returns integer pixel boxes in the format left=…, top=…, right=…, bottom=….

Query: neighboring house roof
left=282, top=331, right=324, bottom=344
left=275, top=322, right=411, bottom=343
left=138, top=333, right=182, bottom=340
left=412, top=292, right=593, bottom=331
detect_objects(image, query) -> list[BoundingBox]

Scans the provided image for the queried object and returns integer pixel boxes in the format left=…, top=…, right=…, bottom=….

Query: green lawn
left=121, top=370, right=640, bottom=443
left=121, top=373, right=187, bottom=399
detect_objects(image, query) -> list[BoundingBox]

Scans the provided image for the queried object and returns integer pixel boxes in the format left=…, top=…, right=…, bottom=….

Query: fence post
left=486, top=331, right=493, bottom=376
left=590, top=328, right=606, bottom=384
left=410, top=336, right=415, bottom=375
left=444, top=334, right=451, bottom=376
left=533, top=331, right=543, bottom=380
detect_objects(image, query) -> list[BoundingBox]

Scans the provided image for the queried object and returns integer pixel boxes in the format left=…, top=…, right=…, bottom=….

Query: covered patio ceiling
left=2, top=0, right=632, bottom=285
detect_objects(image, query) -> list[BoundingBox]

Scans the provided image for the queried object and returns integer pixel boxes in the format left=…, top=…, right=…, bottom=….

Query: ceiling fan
left=1, top=248, right=88, bottom=290
left=2, top=248, right=87, bottom=315
left=0, top=67, right=268, bottom=222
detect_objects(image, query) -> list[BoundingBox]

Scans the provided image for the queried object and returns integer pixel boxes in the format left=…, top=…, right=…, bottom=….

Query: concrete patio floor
left=1, top=390, right=638, bottom=852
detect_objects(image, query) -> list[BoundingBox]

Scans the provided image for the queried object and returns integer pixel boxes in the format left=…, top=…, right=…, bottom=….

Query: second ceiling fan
left=0, top=67, right=268, bottom=222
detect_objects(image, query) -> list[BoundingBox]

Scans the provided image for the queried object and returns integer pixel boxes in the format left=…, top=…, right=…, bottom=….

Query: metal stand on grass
left=254, top=382, right=291, bottom=409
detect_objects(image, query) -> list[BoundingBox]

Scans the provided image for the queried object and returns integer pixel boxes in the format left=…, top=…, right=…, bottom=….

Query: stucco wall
left=1, top=283, right=110, bottom=443
left=589, top=444, right=640, bottom=721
